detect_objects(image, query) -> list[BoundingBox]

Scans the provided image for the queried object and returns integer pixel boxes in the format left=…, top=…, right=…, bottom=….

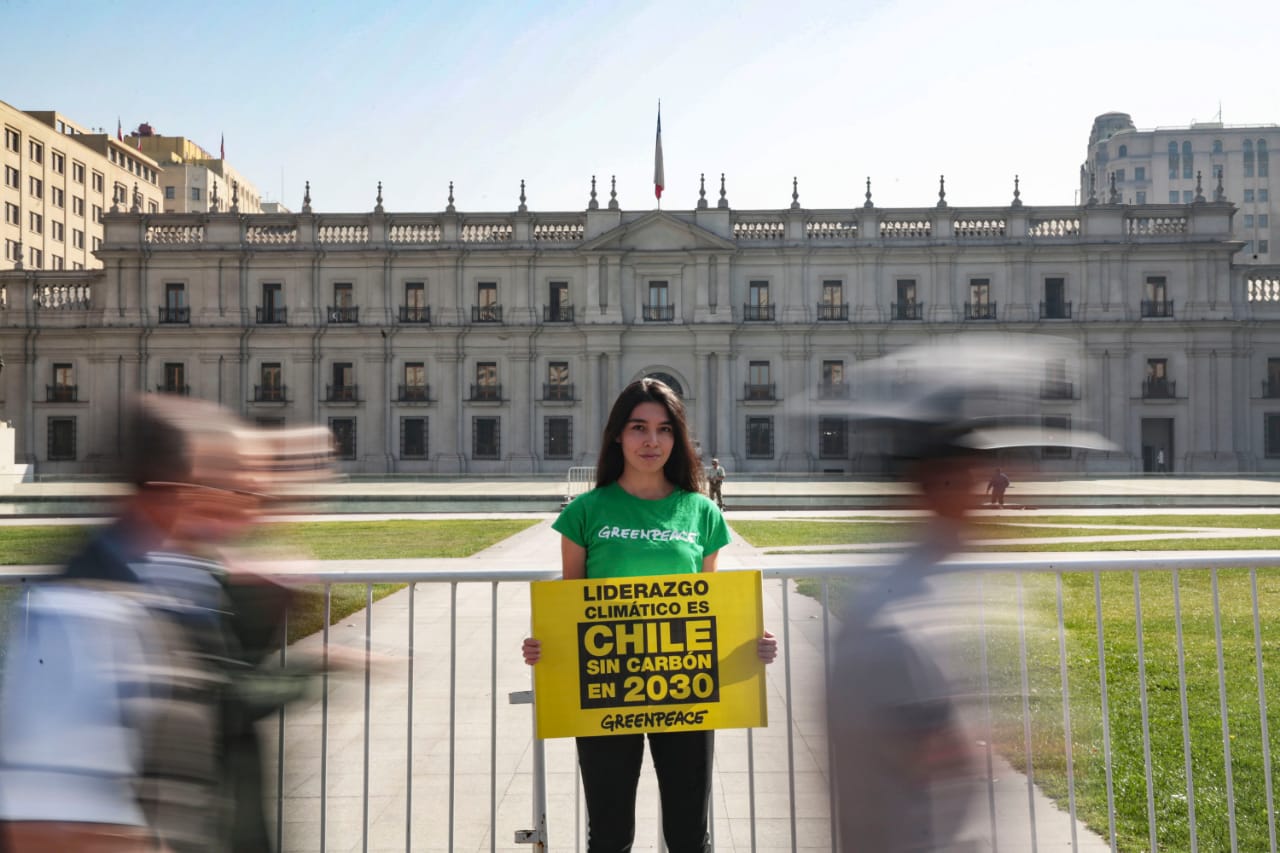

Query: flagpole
left=654, top=100, right=664, bottom=210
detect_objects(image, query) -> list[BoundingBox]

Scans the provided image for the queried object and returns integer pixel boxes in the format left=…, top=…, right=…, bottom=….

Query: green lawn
left=734, top=516, right=1280, bottom=853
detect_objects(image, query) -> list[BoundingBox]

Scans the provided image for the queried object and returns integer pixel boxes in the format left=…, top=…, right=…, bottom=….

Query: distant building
left=3, top=185, right=1276, bottom=476
left=1083, top=111, right=1276, bottom=263
left=1, top=100, right=164, bottom=270
left=126, top=126, right=265, bottom=214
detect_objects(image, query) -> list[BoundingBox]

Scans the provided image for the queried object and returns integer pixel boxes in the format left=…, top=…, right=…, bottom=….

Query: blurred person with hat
left=0, top=396, right=332, bottom=852
left=826, top=335, right=1113, bottom=852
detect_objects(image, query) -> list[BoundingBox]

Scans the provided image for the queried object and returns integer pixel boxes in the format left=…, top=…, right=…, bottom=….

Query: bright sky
left=7, top=0, right=1279, bottom=214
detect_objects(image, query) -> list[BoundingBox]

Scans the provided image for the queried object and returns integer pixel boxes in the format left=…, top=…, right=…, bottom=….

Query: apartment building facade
left=1, top=101, right=164, bottom=271
left=1083, top=111, right=1277, bottom=265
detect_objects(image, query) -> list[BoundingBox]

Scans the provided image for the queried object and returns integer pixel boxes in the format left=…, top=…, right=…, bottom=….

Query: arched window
left=1168, top=142, right=1179, bottom=179
left=1182, top=141, right=1193, bottom=179
left=1118, top=144, right=1128, bottom=158
left=1245, top=140, right=1255, bottom=177
left=645, top=372, right=684, bottom=397
left=1259, top=140, right=1269, bottom=178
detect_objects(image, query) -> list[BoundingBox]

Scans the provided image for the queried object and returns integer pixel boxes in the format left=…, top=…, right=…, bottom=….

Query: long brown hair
left=596, top=377, right=705, bottom=494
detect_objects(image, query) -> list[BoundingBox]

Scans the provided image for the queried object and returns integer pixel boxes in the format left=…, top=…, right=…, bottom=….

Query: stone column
left=716, top=350, right=736, bottom=468
left=507, top=346, right=536, bottom=472
left=434, top=346, right=464, bottom=473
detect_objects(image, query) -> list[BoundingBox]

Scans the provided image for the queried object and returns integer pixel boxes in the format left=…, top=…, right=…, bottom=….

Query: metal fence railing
left=5, top=553, right=1280, bottom=852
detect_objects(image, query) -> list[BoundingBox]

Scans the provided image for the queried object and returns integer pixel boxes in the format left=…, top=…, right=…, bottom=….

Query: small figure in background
left=708, top=457, right=726, bottom=510
left=985, top=466, right=1010, bottom=507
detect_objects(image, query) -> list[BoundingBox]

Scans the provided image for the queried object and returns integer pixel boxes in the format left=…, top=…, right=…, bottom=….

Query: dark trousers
left=576, top=730, right=714, bottom=853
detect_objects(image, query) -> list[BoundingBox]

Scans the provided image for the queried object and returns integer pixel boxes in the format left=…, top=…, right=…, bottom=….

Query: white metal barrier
left=5, top=553, right=1280, bottom=852
left=564, top=466, right=594, bottom=506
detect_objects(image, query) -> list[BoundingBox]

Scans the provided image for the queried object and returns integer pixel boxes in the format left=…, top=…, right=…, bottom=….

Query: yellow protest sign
left=530, top=570, right=767, bottom=739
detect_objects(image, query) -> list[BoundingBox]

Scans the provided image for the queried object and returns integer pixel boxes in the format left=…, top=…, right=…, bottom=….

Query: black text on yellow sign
left=579, top=617, right=720, bottom=708
left=531, top=571, right=767, bottom=739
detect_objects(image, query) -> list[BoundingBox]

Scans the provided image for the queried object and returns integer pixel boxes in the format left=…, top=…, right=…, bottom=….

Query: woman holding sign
left=524, top=377, right=776, bottom=853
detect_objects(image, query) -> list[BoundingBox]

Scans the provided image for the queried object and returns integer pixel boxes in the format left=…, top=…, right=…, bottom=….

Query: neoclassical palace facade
left=2, top=188, right=1278, bottom=475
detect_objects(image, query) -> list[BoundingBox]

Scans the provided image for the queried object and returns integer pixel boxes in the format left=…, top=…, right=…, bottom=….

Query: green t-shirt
left=552, top=482, right=731, bottom=579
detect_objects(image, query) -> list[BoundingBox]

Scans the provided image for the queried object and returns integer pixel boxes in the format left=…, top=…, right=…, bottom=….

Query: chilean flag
left=653, top=104, right=664, bottom=202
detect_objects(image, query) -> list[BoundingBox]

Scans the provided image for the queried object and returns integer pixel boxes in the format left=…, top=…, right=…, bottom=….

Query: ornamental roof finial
left=790, top=176, right=801, bottom=210
left=518, top=179, right=527, bottom=213
left=696, top=173, right=708, bottom=210
left=446, top=181, right=455, bottom=213
left=608, top=175, right=619, bottom=210
left=1011, top=174, right=1023, bottom=208
left=937, top=174, right=947, bottom=208
left=374, top=181, right=384, bottom=213
left=864, top=176, right=874, bottom=209
left=302, top=180, right=312, bottom=214
left=717, top=173, right=728, bottom=209
left=588, top=175, right=599, bottom=211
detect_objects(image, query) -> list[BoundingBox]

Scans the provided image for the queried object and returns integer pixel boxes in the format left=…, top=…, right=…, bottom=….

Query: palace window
left=473, top=417, right=500, bottom=459
left=329, top=418, right=356, bottom=460
left=545, top=280, right=572, bottom=322
left=545, top=416, right=572, bottom=459
left=746, top=416, right=774, bottom=459
left=473, top=361, right=500, bottom=401
left=401, top=417, right=428, bottom=459
left=644, top=281, right=673, bottom=321
left=402, top=362, right=428, bottom=401
left=329, top=362, right=356, bottom=402
left=160, top=362, right=187, bottom=395
left=746, top=361, right=774, bottom=400
left=258, top=363, right=283, bottom=401
left=545, top=361, right=572, bottom=401
left=821, top=359, right=847, bottom=399
left=1042, top=415, right=1072, bottom=459
left=745, top=280, right=773, bottom=321
left=401, top=281, right=429, bottom=323
left=1267, top=415, right=1280, bottom=458
left=818, top=416, right=848, bottom=459
left=48, top=417, right=77, bottom=461
left=818, top=280, right=846, bottom=320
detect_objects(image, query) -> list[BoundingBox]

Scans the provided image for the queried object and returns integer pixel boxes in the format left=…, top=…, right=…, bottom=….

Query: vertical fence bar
left=1251, top=568, right=1277, bottom=853
left=978, top=574, right=998, bottom=853
left=449, top=582, right=458, bottom=852
left=1173, top=569, right=1197, bottom=852
left=747, top=727, right=758, bottom=853
left=1016, top=573, right=1038, bottom=853
left=574, top=751, right=582, bottom=852
left=321, top=585, right=331, bottom=853
left=1211, top=569, right=1239, bottom=852
left=1133, top=571, right=1158, bottom=853
left=406, top=583, right=415, bottom=853
left=782, top=578, right=798, bottom=853
left=822, top=578, right=836, bottom=853
left=1055, top=573, right=1079, bottom=853
left=277, top=604, right=288, bottom=853
left=491, top=582, right=499, bottom=853
left=363, top=583, right=373, bottom=853
left=1093, top=572, right=1118, bottom=852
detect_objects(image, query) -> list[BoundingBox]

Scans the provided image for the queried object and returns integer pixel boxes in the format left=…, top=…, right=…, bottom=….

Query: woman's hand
left=522, top=637, right=541, bottom=665
left=757, top=630, right=778, bottom=664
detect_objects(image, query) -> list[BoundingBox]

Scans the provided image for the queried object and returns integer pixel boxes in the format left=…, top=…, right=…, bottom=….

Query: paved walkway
left=259, top=514, right=1114, bottom=853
